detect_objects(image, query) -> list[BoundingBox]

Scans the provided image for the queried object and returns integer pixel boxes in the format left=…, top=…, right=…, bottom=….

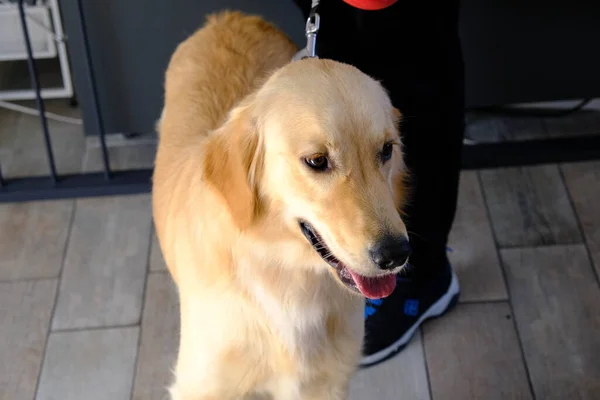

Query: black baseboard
left=461, top=135, right=600, bottom=169
left=0, top=170, right=152, bottom=203
left=2, top=135, right=600, bottom=202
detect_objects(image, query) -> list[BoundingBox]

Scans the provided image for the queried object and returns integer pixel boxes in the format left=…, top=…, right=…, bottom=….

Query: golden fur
left=153, top=11, right=408, bottom=400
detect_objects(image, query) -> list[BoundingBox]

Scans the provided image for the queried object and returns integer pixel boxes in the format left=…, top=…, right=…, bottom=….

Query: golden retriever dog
left=153, top=10, right=410, bottom=400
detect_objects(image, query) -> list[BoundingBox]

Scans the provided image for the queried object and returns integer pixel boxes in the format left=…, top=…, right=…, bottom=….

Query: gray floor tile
left=0, top=280, right=57, bottom=400
left=465, top=108, right=600, bottom=144
left=0, top=104, right=85, bottom=178
left=562, top=161, right=600, bottom=278
left=25, top=99, right=82, bottom=119
left=83, top=143, right=157, bottom=172
left=149, top=229, right=167, bottom=272
left=52, top=194, right=152, bottom=330
left=0, top=200, right=73, bottom=280
left=0, top=106, right=21, bottom=153
left=349, top=329, right=430, bottom=400
left=480, top=165, right=581, bottom=247
left=423, top=303, right=532, bottom=400
left=132, top=272, right=179, bottom=400
left=0, top=60, right=65, bottom=94
left=448, top=172, right=507, bottom=302
left=36, top=327, right=139, bottom=400
left=465, top=113, right=546, bottom=143
left=501, top=245, right=600, bottom=399
left=85, top=132, right=158, bottom=148
left=543, top=109, right=600, bottom=138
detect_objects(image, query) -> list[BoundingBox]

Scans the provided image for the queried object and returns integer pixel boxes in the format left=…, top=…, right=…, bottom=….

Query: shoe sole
left=359, top=271, right=460, bottom=368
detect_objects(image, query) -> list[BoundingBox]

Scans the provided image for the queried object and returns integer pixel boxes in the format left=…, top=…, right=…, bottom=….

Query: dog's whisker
left=406, top=230, right=427, bottom=242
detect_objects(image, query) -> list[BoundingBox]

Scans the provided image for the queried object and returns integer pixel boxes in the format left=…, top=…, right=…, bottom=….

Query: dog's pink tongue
left=348, top=270, right=396, bottom=299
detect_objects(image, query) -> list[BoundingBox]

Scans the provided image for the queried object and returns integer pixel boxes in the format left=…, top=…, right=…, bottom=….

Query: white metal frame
left=0, top=0, right=73, bottom=101
left=0, top=3, right=57, bottom=60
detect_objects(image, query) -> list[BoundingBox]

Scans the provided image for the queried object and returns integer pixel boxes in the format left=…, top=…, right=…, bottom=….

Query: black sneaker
left=360, top=259, right=460, bottom=367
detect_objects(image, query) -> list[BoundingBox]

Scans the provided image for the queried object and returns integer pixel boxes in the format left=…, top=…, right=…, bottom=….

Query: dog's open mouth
left=299, top=221, right=396, bottom=299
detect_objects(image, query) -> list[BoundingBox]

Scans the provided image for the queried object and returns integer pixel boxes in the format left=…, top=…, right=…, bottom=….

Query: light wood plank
left=149, top=228, right=168, bottom=272
left=423, top=302, right=532, bottom=400
left=562, top=161, right=600, bottom=277
left=448, top=171, right=507, bottom=301
left=480, top=165, right=581, bottom=247
left=52, top=194, right=152, bottom=330
left=501, top=245, right=600, bottom=399
left=36, top=327, right=139, bottom=400
left=132, top=272, right=179, bottom=400
left=0, top=280, right=57, bottom=400
left=0, top=200, right=72, bottom=280
left=349, top=329, right=430, bottom=400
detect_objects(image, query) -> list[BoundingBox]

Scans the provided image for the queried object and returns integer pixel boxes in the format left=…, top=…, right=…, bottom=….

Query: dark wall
left=59, top=0, right=305, bottom=136
left=60, top=0, right=600, bottom=136
left=460, top=0, right=600, bottom=107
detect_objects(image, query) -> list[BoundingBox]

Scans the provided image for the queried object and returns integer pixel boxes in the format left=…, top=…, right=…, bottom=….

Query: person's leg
left=293, top=0, right=465, bottom=366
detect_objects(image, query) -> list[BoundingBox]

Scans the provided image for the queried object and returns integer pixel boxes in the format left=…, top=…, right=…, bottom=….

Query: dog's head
left=202, top=59, right=410, bottom=299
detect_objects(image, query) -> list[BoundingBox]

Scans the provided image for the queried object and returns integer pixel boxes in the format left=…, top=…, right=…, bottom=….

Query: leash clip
left=292, top=1, right=321, bottom=61
left=304, top=12, right=320, bottom=58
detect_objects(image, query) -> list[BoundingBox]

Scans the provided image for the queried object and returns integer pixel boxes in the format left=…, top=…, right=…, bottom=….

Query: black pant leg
left=293, top=0, right=465, bottom=277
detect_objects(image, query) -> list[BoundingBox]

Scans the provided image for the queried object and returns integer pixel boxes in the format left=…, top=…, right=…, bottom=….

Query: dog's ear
left=389, top=107, right=408, bottom=214
left=392, top=107, right=402, bottom=128
left=202, top=104, right=263, bottom=229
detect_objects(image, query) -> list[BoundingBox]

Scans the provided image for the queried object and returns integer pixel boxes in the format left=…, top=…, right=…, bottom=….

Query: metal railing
left=0, top=0, right=599, bottom=203
left=0, top=0, right=152, bottom=203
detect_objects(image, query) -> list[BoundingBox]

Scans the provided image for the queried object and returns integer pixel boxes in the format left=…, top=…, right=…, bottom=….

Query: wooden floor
left=1, top=101, right=600, bottom=400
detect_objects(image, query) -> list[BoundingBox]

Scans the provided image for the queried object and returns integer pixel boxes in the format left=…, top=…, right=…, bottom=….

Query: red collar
left=342, top=0, right=398, bottom=10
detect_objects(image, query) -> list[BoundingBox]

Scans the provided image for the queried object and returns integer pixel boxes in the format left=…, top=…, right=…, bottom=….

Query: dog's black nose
left=369, top=235, right=412, bottom=270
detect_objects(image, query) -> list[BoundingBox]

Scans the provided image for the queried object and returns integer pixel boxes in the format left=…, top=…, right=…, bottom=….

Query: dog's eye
left=380, top=142, right=394, bottom=163
left=304, top=154, right=329, bottom=171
